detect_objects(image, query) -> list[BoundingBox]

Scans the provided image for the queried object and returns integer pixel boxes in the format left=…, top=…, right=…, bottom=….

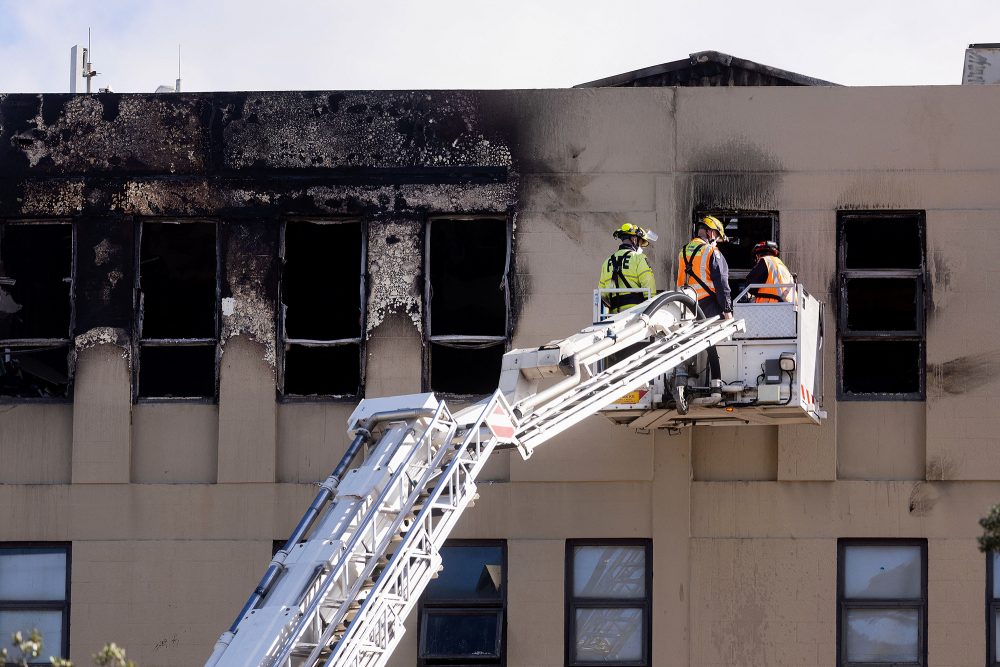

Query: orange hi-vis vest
left=676, top=238, right=717, bottom=301
left=754, top=256, right=795, bottom=303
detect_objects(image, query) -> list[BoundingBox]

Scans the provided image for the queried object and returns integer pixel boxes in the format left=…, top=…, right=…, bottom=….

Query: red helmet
left=753, top=240, right=779, bottom=258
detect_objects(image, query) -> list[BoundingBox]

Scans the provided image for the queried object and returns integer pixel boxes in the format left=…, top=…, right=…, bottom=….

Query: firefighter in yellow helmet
left=744, top=241, right=795, bottom=303
left=598, top=223, right=658, bottom=314
left=676, top=215, right=733, bottom=383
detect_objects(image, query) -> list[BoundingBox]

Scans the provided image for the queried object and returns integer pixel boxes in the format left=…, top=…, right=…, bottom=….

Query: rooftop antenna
left=82, top=28, right=99, bottom=93
left=176, top=44, right=182, bottom=92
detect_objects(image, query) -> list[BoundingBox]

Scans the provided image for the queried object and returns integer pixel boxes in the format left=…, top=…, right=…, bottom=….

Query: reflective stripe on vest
left=676, top=238, right=716, bottom=301
left=753, top=256, right=795, bottom=303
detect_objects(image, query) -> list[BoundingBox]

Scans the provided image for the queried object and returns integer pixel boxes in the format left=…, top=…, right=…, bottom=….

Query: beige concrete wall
left=5, top=85, right=1000, bottom=665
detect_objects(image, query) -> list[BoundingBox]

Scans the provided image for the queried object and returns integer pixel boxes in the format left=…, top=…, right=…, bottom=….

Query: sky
left=0, top=0, right=996, bottom=94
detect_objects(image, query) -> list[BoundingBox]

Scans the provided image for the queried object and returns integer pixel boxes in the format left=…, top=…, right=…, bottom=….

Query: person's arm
left=634, top=254, right=656, bottom=297
left=709, top=251, right=732, bottom=315
left=742, top=259, right=769, bottom=301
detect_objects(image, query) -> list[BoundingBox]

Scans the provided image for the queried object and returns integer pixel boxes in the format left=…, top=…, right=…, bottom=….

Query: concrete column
left=217, top=336, right=277, bottom=483
left=365, top=313, right=423, bottom=398
left=651, top=429, right=692, bottom=666
left=72, top=342, right=132, bottom=483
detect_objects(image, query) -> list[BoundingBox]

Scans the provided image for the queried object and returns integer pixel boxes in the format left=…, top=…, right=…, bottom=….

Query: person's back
left=598, top=223, right=657, bottom=314
left=676, top=216, right=732, bottom=319
left=744, top=241, right=794, bottom=303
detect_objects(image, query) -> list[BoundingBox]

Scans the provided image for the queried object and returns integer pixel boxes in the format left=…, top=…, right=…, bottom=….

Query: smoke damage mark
left=221, top=221, right=278, bottom=369
left=367, top=219, right=423, bottom=334
left=74, top=218, right=134, bottom=333
left=928, top=349, right=1000, bottom=396
left=689, top=139, right=782, bottom=213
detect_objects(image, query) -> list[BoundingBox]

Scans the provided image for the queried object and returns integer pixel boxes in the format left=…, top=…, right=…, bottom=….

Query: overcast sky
left=0, top=0, right=995, bottom=93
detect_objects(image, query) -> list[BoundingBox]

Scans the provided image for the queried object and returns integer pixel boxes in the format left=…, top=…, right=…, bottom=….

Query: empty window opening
left=418, top=542, right=506, bottom=667
left=987, top=552, right=1000, bottom=665
left=845, top=278, right=919, bottom=331
left=0, top=222, right=73, bottom=400
left=137, top=345, right=217, bottom=399
left=841, top=340, right=921, bottom=395
left=429, top=343, right=504, bottom=396
left=283, top=344, right=361, bottom=397
left=843, top=215, right=922, bottom=270
left=695, top=211, right=779, bottom=296
left=137, top=221, right=218, bottom=400
left=139, top=222, right=217, bottom=339
left=426, top=217, right=510, bottom=396
left=838, top=211, right=925, bottom=400
left=280, top=220, right=365, bottom=398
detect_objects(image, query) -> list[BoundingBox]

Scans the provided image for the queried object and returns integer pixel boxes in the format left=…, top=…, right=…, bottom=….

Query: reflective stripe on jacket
left=753, top=256, right=794, bottom=303
left=676, top=238, right=716, bottom=301
left=598, top=246, right=656, bottom=313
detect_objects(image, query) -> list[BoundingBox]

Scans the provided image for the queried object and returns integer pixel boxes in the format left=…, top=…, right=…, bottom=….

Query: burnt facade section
left=0, top=90, right=518, bottom=401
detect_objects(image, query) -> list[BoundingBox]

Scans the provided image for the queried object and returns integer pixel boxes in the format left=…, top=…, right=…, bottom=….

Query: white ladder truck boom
left=205, top=286, right=822, bottom=667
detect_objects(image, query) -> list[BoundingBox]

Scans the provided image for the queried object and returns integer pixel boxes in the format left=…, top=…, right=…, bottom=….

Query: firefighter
left=744, top=241, right=794, bottom=303
left=676, top=215, right=733, bottom=386
left=598, top=223, right=658, bottom=314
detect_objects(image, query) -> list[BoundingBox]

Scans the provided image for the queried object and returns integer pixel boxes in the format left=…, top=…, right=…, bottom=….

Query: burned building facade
left=1, top=81, right=999, bottom=666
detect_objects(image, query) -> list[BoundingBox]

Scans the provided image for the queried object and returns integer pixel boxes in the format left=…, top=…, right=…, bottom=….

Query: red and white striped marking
left=800, top=384, right=814, bottom=406
left=486, top=403, right=516, bottom=443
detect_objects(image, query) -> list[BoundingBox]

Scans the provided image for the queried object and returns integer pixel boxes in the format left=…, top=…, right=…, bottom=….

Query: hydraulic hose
left=641, top=290, right=706, bottom=321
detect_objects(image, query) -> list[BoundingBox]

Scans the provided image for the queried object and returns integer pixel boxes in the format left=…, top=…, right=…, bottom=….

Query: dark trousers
left=698, top=297, right=724, bottom=382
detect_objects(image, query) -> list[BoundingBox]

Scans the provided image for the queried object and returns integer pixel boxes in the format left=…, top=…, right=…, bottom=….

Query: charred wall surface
left=0, top=91, right=518, bottom=395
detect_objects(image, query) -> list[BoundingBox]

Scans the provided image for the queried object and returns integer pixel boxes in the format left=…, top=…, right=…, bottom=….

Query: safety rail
left=593, top=288, right=653, bottom=322
left=733, top=282, right=797, bottom=303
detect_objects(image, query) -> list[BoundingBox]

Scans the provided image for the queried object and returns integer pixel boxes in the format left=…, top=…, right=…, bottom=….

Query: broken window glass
left=426, top=217, right=509, bottom=396
left=0, top=222, right=73, bottom=399
left=137, top=221, right=218, bottom=399
left=838, top=212, right=925, bottom=399
left=280, top=220, right=364, bottom=398
left=695, top=211, right=779, bottom=297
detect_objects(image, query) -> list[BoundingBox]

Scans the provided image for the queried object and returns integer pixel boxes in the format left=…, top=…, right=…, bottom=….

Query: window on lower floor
left=693, top=210, right=779, bottom=299
left=0, top=544, right=70, bottom=664
left=0, top=221, right=74, bottom=399
left=838, top=539, right=926, bottom=666
left=418, top=541, right=505, bottom=666
left=279, top=220, right=365, bottom=398
left=988, top=552, right=1000, bottom=665
left=566, top=539, right=651, bottom=666
left=136, top=220, right=219, bottom=399
left=837, top=212, right=926, bottom=400
left=425, top=217, right=510, bottom=396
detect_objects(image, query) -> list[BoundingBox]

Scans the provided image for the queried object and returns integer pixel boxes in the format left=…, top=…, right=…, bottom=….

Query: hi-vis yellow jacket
left=598, top=245, right=657, bottom=313
left=753, top=256, right=794, bottom=302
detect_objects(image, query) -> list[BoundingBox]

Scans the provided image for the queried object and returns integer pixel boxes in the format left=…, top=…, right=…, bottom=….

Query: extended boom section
left=206, top=289, right=798, bottom=667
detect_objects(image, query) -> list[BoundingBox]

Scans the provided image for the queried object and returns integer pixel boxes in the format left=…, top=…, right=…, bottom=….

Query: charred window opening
left=838, top=212, right=925, bottom=400
left=0, top=221, right=73, bottom=399
left=425, top=217, right=510, bottom=396
left=280, top=220, right=364, bottom=398
left=136, top=221, right=219, bottom=400
left=694, top=211, right=779, bottom=297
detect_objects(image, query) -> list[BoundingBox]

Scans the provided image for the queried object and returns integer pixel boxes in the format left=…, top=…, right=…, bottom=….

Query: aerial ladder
left=205, top=285, right=823, bottom=667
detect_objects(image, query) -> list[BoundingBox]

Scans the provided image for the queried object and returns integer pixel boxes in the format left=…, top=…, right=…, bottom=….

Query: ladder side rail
left=516, top=319, right=743, bottom=450
left=323, top=392, right=513, bottom=667
left=269, top=405, right=459, bottom=666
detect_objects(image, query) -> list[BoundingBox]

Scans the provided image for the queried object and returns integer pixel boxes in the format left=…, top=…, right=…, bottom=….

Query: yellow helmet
left=697, top=215, right=728, bottom=241
left=613, top=223, right=658, bottom=247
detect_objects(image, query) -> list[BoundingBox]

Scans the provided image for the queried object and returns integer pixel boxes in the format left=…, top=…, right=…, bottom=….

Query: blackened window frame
left=423, top=214, right=512, bottom=398
left=277, top=218, right=368, bottom=401
left=417, top=539, right=507, bottom=667
left=565, top=538, right=653, bottom=667
left=988, top=551, right=1000, bottom=666
left=0, top=542, right=72, bottom=664
left=836, top=538, right=927, bottom=667
left=0, top=219, right=75, bottom=403
left=836, top=211, right=926, bottom=401
left=692, top=210, right=780, bottom=297
left=133, top=218, right=221, bottom=402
